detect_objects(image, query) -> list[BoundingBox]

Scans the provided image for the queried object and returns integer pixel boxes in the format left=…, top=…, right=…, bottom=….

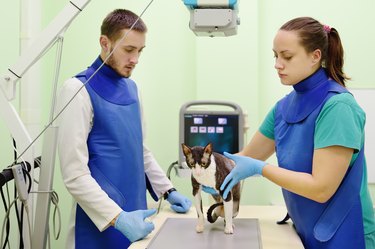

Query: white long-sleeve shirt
left=57, top=77, right=173, bottom=249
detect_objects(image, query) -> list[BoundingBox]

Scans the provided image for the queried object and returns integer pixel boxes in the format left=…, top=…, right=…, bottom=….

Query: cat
left=181, top=142, right=241, bottom=234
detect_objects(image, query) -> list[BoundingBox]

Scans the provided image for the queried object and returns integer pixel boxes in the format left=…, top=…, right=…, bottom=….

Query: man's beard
left=106, top=56, right=131, bottom=78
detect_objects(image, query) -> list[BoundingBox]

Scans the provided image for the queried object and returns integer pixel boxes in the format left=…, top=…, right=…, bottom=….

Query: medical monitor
left=178, top=101, right=244, bottom=177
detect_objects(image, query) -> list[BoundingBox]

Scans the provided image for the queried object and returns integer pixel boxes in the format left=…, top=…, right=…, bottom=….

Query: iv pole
left=0, top=1, right=91, bottom=248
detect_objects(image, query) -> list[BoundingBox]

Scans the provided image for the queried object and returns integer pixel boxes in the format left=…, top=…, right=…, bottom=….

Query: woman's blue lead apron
left=75, top=57, right=147, bottom=249
left=274, top=68, right=365, bottom=248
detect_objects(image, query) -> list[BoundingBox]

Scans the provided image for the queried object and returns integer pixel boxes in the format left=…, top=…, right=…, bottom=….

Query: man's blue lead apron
left=75, top=57, right=147, bottom=249
left=274, top=68, right=365, bottom=248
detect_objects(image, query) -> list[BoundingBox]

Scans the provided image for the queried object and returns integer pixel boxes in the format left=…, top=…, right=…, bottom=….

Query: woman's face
left=273, top=30, right=321, bottom=86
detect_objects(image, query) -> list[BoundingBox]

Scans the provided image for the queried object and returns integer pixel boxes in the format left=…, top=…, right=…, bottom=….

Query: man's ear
left=100, top=35, right=111, bottom=52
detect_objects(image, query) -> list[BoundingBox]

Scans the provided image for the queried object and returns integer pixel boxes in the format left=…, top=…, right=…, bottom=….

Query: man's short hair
left=101, top=9, right=147, bottom=41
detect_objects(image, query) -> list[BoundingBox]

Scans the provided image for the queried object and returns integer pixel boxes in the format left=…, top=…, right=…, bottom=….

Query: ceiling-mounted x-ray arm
left=0, top=0, right=91, bottom=166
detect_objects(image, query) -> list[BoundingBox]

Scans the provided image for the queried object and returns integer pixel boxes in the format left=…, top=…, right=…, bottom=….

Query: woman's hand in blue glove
left=201, top=185, right=219, bottom=196
left=167, top=191, right=192, bottom=213
left=221, top=152, right=267, bottom=199
left=114, top=209, right=156, bottom=242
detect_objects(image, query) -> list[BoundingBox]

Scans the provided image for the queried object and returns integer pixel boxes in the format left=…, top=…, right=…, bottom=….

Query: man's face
left=101, top=29, right=146, bottom=78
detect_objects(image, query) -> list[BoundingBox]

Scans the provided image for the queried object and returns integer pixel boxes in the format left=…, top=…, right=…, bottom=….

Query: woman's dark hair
left=101, top=9, right=147, bottom=42
left=280, top=17, right=349, bottom=86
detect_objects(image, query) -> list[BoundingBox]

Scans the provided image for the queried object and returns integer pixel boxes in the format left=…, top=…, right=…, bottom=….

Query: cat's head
left=181, top=143, right=213, bottom=169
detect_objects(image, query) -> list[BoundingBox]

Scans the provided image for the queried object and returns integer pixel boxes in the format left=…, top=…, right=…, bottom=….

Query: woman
left=220, top=17, right=375, bottom=248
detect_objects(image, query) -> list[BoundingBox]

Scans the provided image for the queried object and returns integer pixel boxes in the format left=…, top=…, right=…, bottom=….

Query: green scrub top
left=259, top=92, right=375, bottom=238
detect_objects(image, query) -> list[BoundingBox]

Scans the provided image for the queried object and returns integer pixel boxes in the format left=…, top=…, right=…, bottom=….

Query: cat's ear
left=181, top=143, right=191, bottom=156
left=204, top=143, right=213, bottom=155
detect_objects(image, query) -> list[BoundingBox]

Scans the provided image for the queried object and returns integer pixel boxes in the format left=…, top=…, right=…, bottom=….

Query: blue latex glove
left=114, top=209, right=156, bottom=242
left=221, top=152, right=267, bottom=199
left=201, top=185, right=219, bottom=196
left=166, top=191, right=192, bottom=213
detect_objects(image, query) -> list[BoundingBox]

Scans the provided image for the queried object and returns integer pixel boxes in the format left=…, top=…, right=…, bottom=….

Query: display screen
left=183, top=113, right=239, bottom=155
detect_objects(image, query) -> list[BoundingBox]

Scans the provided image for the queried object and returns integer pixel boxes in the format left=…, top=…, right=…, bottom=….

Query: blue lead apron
left=274, top=68, right=365, bottom=248
left=75, top=57, right=147, bottom=249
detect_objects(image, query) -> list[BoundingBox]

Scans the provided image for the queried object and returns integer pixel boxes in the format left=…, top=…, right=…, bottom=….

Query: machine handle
left=180, top=100, right=243, bottom=114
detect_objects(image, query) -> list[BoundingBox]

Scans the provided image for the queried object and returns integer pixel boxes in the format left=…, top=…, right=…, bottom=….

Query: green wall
left=1, top=0, right=375, bottom=248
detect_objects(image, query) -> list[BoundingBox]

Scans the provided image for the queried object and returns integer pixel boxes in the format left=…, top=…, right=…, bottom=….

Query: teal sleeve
left=259, top=105, right=276, bottom=140
left=314, top=93, right=365, bottom=152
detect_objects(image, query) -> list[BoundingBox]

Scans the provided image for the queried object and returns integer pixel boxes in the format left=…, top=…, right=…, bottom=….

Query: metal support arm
left=0, top=1, right=91, bottom=248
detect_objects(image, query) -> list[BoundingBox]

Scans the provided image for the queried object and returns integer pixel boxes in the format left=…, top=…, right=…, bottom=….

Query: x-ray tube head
left=183, top=0, right=240, bottom=37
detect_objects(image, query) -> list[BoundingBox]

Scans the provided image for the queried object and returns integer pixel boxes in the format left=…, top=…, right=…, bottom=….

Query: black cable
left=0, top=189, right=8, bottom=215
left=18, top=164, right=31, bottom=249
left=13, top=185, right=24, bottom=249
left=12, top=138, right=24, bottom=248
left=0, top=188, right=10, bottom=249
left=21, top=164, right=32, bottom=195
left=13, top=200, right=24, bottom=249
left=19, top=203, right=24, bottom=249
left=0, top=169, right=13, bottom=188
left=13, top=139, right=17, bottom=161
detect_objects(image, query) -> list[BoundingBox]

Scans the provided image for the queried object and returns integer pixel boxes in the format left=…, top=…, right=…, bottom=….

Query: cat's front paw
left=195, top=224, right=204, bottom=233
left=224, top=226, right=234, bottom=234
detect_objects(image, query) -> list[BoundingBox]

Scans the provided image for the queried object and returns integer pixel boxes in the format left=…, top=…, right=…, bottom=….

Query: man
left=58, top=9, right=191, bottom=249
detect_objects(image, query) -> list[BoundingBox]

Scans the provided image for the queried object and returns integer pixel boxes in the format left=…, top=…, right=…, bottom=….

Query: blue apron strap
left=314, top=147, right=364, bottom=242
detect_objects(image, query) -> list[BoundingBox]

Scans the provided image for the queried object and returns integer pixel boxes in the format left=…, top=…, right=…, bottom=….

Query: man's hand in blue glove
left=166, top=191, right=192, bottom=213
left=201, top=185, right=219, bottom=196
left=114, top=209, right=156, bottom=242
left=221, top=152, right=267, bottom=199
